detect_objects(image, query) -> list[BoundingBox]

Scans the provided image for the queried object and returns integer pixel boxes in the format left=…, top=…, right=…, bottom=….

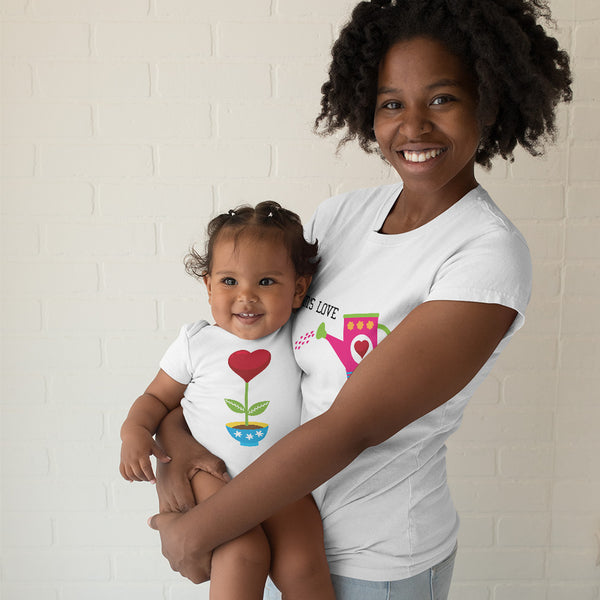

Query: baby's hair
left=185, top=201, right=319, bottom=280
left=315, top=0, right=572, bottom=168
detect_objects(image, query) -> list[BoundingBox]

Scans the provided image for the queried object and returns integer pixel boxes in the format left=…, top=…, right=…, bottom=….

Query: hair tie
left=228, top=209, right=236, bottom=217
left=267, top=211, right=273, bottom=218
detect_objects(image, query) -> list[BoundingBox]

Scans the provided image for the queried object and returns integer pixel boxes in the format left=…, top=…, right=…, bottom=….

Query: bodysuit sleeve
left=159, top=320, right=210, bottom=384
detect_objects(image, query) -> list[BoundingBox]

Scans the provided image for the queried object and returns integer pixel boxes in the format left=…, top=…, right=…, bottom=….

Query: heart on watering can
left=228, top=349, right=271, bottom=382
left=354, top=340, right=370, bottom=359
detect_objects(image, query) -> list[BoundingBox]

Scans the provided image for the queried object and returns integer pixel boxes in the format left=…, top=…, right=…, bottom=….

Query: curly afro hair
left=315, top=0, right=572, bottom=168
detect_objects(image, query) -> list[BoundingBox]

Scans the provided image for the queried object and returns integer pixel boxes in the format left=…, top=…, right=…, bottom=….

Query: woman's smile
left=400, top=147, right=447, bottom=163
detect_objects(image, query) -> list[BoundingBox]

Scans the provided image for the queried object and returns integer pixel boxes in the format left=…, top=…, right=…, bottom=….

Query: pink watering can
left=316, top=313, right=390, bottom=377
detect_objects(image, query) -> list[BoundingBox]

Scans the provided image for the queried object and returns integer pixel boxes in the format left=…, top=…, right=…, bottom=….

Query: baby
left=120, top=201, right=335, bottom=600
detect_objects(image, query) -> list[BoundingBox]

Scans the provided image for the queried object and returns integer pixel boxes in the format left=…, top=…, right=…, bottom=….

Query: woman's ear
left=292, top=275, right=312, bottom=309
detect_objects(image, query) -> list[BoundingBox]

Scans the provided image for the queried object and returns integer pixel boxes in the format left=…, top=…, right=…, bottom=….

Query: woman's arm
left=150, top=300, right=516, bottom=583
left=155, top=406, right=230, bottom=513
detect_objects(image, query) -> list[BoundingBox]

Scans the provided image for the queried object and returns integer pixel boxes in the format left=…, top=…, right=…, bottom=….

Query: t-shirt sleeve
left=159, top=321, right=209, bottom=385
left=426, top=228, right=532, bottom=338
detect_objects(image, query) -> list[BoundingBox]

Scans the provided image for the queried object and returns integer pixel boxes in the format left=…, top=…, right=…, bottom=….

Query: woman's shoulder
left=467, top=187, right=530, bottom=252
left=434, top=187, right=532, bottom=295
left=310, top=183, right=403, bottom=238
left=319, top=182, right=403, bottom=214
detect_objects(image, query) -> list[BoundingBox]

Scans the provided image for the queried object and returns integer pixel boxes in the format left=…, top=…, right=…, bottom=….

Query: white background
left=1, top=0, right=599, bottom=598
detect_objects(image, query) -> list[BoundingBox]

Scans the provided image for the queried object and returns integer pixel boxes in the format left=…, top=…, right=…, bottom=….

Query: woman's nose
left=400, top=107, right=432, bottom=138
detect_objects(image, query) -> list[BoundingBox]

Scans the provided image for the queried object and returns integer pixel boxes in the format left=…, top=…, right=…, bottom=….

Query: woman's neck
left=380, top=180, right=478, bottom=235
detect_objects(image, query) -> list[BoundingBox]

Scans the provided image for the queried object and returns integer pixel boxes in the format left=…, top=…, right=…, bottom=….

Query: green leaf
left=248, top=401, right=269, bottom=416
left=224, top=398, right=245, bottom=414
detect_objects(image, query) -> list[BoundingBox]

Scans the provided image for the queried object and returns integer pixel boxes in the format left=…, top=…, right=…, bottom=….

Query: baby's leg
left=191, top=471, right=270, bottom=600
left=262, top=495, right=335, bottom=600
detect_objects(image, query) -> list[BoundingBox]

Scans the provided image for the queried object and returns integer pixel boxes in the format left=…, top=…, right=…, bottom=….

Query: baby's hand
left=120, top=425, right=171, bottom=484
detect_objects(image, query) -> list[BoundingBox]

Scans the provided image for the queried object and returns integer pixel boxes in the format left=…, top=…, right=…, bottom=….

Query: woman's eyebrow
left=377, top=86, right=400, bottom=95
left=427, top=78, right=461, bottom=89
left=377, top=79, right=462, bottom=95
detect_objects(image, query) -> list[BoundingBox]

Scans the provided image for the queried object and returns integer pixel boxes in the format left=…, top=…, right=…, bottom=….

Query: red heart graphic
left=354, top=340, right=369, bottom=359
left=228, top=349, right=271, bottom=383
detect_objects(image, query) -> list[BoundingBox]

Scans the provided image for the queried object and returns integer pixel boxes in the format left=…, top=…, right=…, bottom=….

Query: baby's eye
left=259, top=278, right=275, bottom=286
left=222, top=277, right=237, bottom=286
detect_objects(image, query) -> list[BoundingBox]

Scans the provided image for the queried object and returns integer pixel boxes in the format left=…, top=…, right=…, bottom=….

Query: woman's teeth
left=402, top=148, right=444, bottom=163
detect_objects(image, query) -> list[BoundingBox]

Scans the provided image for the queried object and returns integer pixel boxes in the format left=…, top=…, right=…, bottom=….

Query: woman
left=148, top=1, right=571, bottom=597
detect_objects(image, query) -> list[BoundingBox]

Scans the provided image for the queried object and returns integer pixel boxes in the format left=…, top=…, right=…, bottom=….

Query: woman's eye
left=222, top=277, right=237, bottom=286
left=431, top=95, right=452, bottom=106
left=259, top=278, right=275, bottom=286
left=382, top=100, right=402, bottom=110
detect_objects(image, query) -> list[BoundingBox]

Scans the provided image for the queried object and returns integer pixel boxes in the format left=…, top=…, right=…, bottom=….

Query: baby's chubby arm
left=120, top=370, right=187, bottom=484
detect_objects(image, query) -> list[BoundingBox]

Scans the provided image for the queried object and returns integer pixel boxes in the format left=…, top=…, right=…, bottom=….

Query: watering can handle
left=378, top=323, right=391, bottom=336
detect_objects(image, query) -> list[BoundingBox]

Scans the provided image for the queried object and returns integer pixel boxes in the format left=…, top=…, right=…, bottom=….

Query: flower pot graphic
left=316, top=313, right=390, bottom=377
left=226, top=421, right=269, bottom=447
left=225, top=349, right=271, bottom=447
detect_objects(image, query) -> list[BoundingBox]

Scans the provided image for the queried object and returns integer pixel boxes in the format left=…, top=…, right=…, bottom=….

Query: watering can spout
left=316, top=321, right=356, bottom=377
left=315, top=322, right=328, bottom=341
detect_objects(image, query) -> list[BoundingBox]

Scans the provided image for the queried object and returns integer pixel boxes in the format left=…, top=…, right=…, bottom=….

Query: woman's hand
left=155, top=407, right=230, bottom=513
left=148, top=511, right=212, bottom=584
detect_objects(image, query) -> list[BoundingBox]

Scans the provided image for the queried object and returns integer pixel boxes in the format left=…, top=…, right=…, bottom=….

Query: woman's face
left=373, top=36, right=481, bottom=205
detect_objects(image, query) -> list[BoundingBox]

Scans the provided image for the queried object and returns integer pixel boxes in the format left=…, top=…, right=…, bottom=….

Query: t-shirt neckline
left=370, top=184, right=483, bottom=243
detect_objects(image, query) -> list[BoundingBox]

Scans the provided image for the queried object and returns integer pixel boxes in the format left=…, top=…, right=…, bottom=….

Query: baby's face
left=204, top=233, right=309, bottom=340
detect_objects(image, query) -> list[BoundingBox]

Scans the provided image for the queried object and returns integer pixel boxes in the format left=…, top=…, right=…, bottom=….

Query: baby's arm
left=120, top=369, right=187, bottom=484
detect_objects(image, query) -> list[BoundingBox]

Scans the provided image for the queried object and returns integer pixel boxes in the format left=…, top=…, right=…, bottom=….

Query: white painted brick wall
left=1, top=0, right=598, bottom=598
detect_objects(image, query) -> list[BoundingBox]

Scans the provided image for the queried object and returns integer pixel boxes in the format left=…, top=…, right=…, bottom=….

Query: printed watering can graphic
left=316, top=313, right=390, bottom=377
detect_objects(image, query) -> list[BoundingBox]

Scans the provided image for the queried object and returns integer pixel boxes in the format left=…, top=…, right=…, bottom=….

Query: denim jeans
left=263, top=545, right=457, bottom=600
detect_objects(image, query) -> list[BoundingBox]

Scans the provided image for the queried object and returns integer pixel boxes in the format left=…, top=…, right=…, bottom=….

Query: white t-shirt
left=292, top=183, right=532, bottom=580
left=160, top=321, right=301, bottom=478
